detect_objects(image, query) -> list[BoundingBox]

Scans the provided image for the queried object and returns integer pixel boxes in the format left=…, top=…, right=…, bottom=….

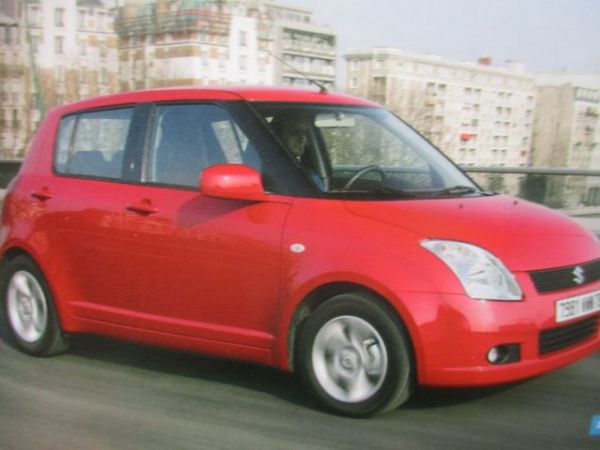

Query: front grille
left=538, top=316, right=598, bottom=355
left=530, top=258, right=600, bottom=293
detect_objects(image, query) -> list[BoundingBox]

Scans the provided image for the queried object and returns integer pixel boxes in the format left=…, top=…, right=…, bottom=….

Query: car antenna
left=266, top=49, right=329, bottom=94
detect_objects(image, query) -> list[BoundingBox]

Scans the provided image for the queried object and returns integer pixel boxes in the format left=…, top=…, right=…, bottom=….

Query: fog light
left=487, top=344, right=521, bottom=365
left=487, top=346, right=505, bottom=364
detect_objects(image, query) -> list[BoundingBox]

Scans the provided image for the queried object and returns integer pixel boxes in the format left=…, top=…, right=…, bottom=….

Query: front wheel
left=1, top=255, right=69, bottom=356
left=297, top=293, right=414, bottom=417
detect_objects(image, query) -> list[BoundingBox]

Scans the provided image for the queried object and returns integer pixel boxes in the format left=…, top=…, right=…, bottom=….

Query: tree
left=486, top=173, right=506, bottom=193
left=519, top=173, right=547, bottom=204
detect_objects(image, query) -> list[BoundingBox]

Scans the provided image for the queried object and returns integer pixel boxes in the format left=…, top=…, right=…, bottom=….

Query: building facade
left=27, top=0, right=120, bottom=107
left=0, top=0, right=335, bottom=159
left=266, top=1, right=335, bottom=87
left=0, top=0, right=119, bottom=159
left=344, top=48, right=536, bottom=171
left=1, top=4, right=28, bottom=159
left=532, top=74, right=600, bottom=206
left=115, top=0, right=336, bottom=91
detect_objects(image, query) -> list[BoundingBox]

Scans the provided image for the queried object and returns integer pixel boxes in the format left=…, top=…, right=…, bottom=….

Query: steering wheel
left=343, top=164, right=386, bottom=190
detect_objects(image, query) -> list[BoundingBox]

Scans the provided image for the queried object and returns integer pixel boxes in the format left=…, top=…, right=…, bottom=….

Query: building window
left=97, top=13, right=105, bottom=30
left=30, top=35, right=40, bottom=53
left=78, top=10, right=85, bottom=28
left=28, top=6, right=41, bottom=27
left=2, top=26, right=9, bottom=45
left=350, top=77, right=358, bottom=89
left=55, top=65, right=64, bottom=81
left=55, top=36, right=64, bottom=54
left=239, top=30, right=247, bottom=47
left=239, top=55, right=247, bottom=70
left=55, top=8, right=65, bottom=27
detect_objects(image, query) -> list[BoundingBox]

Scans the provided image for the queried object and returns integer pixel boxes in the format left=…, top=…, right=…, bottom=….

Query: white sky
left=294, top=0, right=600, bottom=74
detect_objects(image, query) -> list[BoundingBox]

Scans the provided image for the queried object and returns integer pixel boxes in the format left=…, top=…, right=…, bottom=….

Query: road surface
left=0, top=326, right=598, bottom=450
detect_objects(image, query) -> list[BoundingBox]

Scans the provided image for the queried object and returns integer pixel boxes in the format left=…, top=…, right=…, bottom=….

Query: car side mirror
left=200, top=164, right=268, bottom=202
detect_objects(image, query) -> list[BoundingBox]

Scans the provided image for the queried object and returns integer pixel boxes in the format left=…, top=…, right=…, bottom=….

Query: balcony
left=115, top=9, right=231, bottom=37
left=281, top=40, right=336, bottom=57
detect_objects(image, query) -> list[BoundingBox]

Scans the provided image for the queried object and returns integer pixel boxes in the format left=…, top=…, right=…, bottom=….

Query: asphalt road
left=0, top=325, right=598, bottom=450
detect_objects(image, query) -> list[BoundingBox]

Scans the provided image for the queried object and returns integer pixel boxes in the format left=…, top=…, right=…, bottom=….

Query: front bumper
left=399, top=274, right=600, bottom=387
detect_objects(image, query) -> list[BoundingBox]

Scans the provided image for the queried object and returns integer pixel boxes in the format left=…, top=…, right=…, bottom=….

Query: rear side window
left=55, top=108, right=133, bottom=179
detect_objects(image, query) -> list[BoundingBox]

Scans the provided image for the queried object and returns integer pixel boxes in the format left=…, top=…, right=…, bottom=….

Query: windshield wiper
left=372, top=185, right=419, bottom=198
left=423, top=185, right=480, bottom=197
left=330, top=184, right=419, bottom=199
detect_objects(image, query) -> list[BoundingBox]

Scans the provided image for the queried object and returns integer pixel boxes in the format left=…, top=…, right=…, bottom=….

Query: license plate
left=556, top=289, right=600, bottom=323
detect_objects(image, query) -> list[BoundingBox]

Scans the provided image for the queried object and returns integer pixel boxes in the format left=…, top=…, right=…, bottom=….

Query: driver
left=271, top=114, right=310, bottom=161
left=270, top=113, right=325, bottom=190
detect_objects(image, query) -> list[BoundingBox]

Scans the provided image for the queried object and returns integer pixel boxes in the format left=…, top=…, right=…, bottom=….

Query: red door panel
left=118, top=185, right=291, bottom=348
left=24, top=175, right=141, bottom=327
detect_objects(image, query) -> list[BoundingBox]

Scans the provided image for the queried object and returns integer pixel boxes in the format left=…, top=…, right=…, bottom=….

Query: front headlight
left=421, top=240, right=522, bottom=301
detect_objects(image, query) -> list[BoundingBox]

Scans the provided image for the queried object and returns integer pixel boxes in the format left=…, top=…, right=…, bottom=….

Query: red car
left=1, top=87, right=599, bottom=417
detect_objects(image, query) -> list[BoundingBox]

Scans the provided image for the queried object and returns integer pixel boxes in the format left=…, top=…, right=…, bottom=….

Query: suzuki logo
left=573, top=266, right=585, bottom=285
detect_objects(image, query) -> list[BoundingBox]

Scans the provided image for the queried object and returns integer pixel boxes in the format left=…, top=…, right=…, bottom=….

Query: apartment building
left=0, top=5, right=28, bottom=158
left=25, top=0, right=120, bottom=106
left=1, top=0, right=334, bottom=159
left=265, top=1, right=335, bottom=87
left=0, top=0, right=119, bottom=159
left=345, top=48, right=536, bottom=170
left=116, top=0, right=336, bottom=90
left=532, top=73, right=600, bottom=205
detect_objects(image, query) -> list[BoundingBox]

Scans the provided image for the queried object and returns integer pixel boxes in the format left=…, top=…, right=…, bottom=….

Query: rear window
left=55, top=108, right=133, bottom=179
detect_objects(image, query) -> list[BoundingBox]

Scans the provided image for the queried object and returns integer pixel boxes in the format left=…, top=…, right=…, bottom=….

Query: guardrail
left=459, top=165, right=600, bottom=209
left=461, top=166, right=600, bottom=176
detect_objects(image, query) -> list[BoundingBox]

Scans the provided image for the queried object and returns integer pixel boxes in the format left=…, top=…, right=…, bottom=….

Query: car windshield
left=253, top=103, right=481, bottom=199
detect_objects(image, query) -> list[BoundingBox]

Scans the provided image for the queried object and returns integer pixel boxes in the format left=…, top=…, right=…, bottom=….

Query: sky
left=293, top=0, right=600, bottom=75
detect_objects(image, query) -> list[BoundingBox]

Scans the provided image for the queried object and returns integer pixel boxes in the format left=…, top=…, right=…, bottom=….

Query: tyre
left=298, top=292, right=414, bottom=417
left=1, top=255, right=69, bottom=356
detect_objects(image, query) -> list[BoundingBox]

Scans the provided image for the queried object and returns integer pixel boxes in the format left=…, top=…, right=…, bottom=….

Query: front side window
left=147, top=104, right=261, bottom=188
left=55, top=108, right=133, bottom=179
left=254, top=103, right=478, bottom=199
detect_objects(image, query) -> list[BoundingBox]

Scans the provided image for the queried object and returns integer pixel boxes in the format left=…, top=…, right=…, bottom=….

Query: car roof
left=53, top=86, right=379, bottom=116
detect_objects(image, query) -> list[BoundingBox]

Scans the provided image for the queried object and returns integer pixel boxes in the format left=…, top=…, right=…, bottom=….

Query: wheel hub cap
left=7, top=271, right=48, bottom=343
left=312, top=315, right=388, bottom=403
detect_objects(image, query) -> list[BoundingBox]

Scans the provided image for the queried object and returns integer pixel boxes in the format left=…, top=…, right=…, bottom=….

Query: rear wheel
left=1, top=255, right=69, bottom=356
left=298, top=292, right=414, bottom=417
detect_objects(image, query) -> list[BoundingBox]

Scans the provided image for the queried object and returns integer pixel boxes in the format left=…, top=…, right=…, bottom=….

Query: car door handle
left=126, top=200, right=158, bottom=215
left=31, top=188, right=53, bottom=201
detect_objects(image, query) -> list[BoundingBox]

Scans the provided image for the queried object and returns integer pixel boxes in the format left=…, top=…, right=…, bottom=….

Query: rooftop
left=51, top=86, right=377, bottom=115
left=345, top=47, right=533, bottom=80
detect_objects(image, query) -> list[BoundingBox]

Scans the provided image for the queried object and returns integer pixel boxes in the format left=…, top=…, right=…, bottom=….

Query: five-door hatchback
left=1, top=87, right=599, bottom=416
